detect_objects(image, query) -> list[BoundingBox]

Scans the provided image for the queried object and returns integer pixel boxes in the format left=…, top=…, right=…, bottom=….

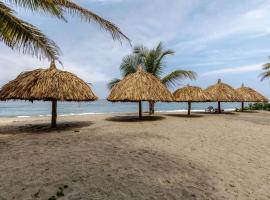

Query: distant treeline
left=245, top=103, right=270, bottom=111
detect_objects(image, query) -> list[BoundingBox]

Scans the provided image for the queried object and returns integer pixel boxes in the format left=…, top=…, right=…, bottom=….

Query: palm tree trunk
left=139, top=101, right=142, bottom=119
left=218, top=101, right=221, bottom=113
left=241, top=102, right=244, bottom=112
left=188, top=102, right=191, bottom=116
left=149, top=101, right=155, bottom=115
left=51, top=100, right=57, bottom=128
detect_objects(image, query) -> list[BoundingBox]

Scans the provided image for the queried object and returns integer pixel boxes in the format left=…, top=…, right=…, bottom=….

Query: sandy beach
left=0, top=111, right=270, bottom=200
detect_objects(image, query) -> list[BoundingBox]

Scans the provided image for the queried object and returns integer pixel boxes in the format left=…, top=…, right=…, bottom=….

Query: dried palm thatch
left=236, top=83, right=268, bottom=111
left=173, top=85, right=211, bottom=115
left=0, top=61, right=97, bottom=127
left=204, top=79, right=241, bottom=113
left=174, top=85, right=211, bottom=102
left=107, top=65, right=173, bottom=118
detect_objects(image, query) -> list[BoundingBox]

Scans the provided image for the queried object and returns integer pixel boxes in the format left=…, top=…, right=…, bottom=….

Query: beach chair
left=214, top=108, right=224, bottom=113
left=205, top=106, right=214, bottom=112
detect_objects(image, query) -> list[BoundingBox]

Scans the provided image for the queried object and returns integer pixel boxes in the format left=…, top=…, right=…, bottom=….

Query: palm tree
left=261, top=62, right=270, bottom=81
left=0, top=0, right=129, bottom=61
left=108, top=42, right=197, bottom=114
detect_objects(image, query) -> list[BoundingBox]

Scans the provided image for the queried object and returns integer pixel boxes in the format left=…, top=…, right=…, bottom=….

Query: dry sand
left=0, top=111, right=270, bottom=200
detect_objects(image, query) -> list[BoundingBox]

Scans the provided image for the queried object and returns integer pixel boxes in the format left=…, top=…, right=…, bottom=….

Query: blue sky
left=1, top=0, right=270, bottom=98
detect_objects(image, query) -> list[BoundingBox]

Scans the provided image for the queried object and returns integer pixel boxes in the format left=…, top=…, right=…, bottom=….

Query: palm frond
left=0, top=3, right=60, bottom=60
left=157, top=49, right=174, bottom=62
left=5, top=0, right=66, bottom=20
left=133, top=44, right=148, bottom=56
left=120, top=55, right=142, bottom=77
left=262, top=63, right=270, bottom=70
left=6, top=0, right=130, bottom=43
left=146, top=43, right=174, bottom=77
left=144, top=50, right=161, bottom=76
left=108, top=78, right=121, bottom=90
left=155, top=42, right=163, bottom=55
left=56, top=0, right=130, bottom=43
left=162, top=70, right=197, bottom=88
left=260, top=71, right=270, bottom=81
left=261, top=62, right=270, bottom=81
left=153, top=49, right=174, bottom=75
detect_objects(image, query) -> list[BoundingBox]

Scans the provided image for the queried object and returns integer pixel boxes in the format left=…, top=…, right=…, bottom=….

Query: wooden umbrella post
left=149, top=101, right=155, bottom=115
left=218, top=101, right=221, bottom=113
left=188, top=102, right=191, bottom=116
left=51, top=100, right=57, bottom=128
left=152, top=101, right=155, bottom=115
left=148, top=101, right=151, bottom=115
left=241, top=102, right=244, bottom=112
left=139, top=101, right=142, bottom=119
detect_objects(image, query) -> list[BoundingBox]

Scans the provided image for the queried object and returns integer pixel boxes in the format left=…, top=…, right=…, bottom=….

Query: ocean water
left=0, top=100, right=246, bottom=118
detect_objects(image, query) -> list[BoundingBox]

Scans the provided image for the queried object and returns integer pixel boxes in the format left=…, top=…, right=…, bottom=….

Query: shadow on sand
left=238, top=110, right=260, bottom=113
left=106, top=115, right=165, bottom=122
left=198, top=111, right=237, bottom=115
left=0, top=121, right=93, bottom=135
left=0, top=131, right=222, bottom=200
left=165, top=114, right=204, bottom=118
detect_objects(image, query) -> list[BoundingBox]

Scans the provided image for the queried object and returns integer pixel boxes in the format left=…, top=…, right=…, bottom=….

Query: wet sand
left=0, top=111, right=270, bottom=200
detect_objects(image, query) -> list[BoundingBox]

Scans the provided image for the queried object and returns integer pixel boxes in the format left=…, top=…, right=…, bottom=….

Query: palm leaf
left=133, top=44, right=148, bottom=57
left=162, top=70, right=197, bottom=88
left=5, top=0, right=66, bottom=20
left=0, top=3, right=60, bottom=60
left=261, top=62, right=270, bottom=81
left=262, top=63, right=270, bottom=70
left=6, top=0, right=130, bottom=43
left=120, top=55, right=142, bottom=77
left=108, top=78, right=121, bottom=89
left=145, top=42, right=174, bottom=77
left=144, top=50, right=161, bottom=76
left=155, top=42, right=163, bottom=55
left=260, top=71, right=270, bottom=81
left=157, top=49, right=174, bottom=63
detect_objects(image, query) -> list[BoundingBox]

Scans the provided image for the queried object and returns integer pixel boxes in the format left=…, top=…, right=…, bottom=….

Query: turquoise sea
left=0, top=100, right=247, bottom=118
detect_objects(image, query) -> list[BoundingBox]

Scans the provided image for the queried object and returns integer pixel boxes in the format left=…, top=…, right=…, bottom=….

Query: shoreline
left=0, top=108, right=237, bottom=119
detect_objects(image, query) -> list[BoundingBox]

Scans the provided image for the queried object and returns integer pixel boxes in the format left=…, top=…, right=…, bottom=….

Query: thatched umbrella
left=204, top=79, right=241, bottom=113
left=107, top=65, right=173, bottom=119
left=0, top=61, right=97, bottom=127
left=173, top=85, right=211, bottom=115
left=236, top=83, right=268, bottom=112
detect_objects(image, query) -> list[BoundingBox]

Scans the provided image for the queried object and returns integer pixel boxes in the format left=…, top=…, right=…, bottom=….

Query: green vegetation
left=48, top=185, right=69, bottom=200
left=56, top=186, right=64, bottom=197
left=261, top=62, right=270, bottom=81
left=245, top=103, right=270, bottom=111
left=48, top=196, right=57, bottom=200
left=108, top=42, right=196, bottom=114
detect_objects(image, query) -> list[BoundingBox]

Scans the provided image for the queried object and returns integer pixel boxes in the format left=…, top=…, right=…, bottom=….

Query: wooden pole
left=51, top=100, right=57, bottom=128
left=148, top=101, right=155, bottom=115
left=151, top=101, right=155, bottom=115
left=188, top=102, right=191, bottom=116
left=148, top=101, right=151, bottom=115
left=218, top=101, right=221, bottom=113
left=241, top=102, right=244, bottom=112
left=139, top=101, right=142, bottom=119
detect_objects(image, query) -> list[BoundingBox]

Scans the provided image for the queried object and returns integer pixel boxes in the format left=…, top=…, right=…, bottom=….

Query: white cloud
left=244, top=8, right=267, bottom=19
left=201, top=64, right=263, bottom=76
left=175, top=1, right=270, bottom=53
left=0, top=45, right=111, bottom=86
left=2, top=0, right=270, bottom=98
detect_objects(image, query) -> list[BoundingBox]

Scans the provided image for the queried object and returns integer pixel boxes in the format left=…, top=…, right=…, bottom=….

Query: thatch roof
left=204, top=79, right=241, bottom=102
left=107, top=65, right=173, bottom=102
left=0, top=62, right=97, bottom=101
left=173, top=85, right=211, bottom=102
left=236, top=84, right=268, bottom=102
